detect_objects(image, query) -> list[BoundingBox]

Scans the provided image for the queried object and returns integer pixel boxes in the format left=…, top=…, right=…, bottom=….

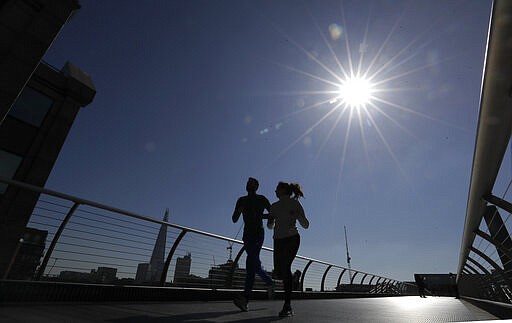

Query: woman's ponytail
left=277, top=181, right=305, bottom=199
left=290, top=183, right=304, bottom=199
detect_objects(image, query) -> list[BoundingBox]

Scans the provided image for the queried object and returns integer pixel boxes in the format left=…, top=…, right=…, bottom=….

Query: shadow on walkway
left=108, top=308, right=286, bottom=323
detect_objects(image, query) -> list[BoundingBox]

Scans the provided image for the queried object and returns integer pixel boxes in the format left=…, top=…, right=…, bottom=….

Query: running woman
left=268, top=181, right=309, bottom=317
left=232, top=177, right=274, bottom=312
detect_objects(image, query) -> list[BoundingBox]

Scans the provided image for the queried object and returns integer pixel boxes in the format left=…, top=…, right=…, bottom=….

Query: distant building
left=7, top=227, right=47, bottom=280
left=58, top=270, right=91, bottom=282
left=414, top=273, right=458, bottom=297
left=207, top=260, right=274, bottom=290
left=173, top=273, right=209, bottom=288
left=174, top=253, right=191, bottom=283
left=335, top=284, right=373, bottom=293
left=91, top=267, right=117, bottom=283
left=135, top=209, right=169, bottom=283
left=0, top=0, right=96, bottom=278
left=58, top=266, right=117, bottom=283
left=135, top=263, right=151, bottom=282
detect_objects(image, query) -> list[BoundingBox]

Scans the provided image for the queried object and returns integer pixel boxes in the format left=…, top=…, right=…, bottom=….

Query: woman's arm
left=267, top=204, right=275, bottom=229
left=296, top=202, right=309, bottom=229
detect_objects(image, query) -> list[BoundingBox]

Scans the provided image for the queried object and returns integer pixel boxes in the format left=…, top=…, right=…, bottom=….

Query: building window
left=0, top=150, right=22, bottom=194
left=9, top=87, right=54, bottom=127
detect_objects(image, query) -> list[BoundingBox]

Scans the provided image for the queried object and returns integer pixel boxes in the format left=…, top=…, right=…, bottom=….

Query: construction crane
left=344, top=225, right=352, bottom=284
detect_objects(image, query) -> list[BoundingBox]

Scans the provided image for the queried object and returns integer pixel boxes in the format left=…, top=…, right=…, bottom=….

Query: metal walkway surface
left=0, top=297, right=498, bottom=323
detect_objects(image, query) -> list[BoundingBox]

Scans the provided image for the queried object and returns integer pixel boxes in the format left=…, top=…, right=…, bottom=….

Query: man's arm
left=232, top=198, right=242, bottom=223
left=266, top=201, right=275, bottom=229
left=262, top=196, right=273, bottom=219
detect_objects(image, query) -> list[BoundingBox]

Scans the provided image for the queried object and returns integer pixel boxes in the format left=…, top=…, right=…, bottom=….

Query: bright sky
left=42, top=0, right=495, bottom=281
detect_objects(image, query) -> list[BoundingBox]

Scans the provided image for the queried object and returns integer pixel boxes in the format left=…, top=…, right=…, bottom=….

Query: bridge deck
left=0, top=296, right=498, bottom=322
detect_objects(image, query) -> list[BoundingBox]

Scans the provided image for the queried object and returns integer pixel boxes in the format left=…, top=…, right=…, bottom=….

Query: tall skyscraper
left=135, top=209, right=168, bottom=283
left=173, top=253, right=191, bottom=283
left=149, top=208, right=168, bottom=281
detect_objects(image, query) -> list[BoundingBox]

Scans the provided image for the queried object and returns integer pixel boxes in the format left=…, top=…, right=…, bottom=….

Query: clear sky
left=42, top=0, right=496, bottom=281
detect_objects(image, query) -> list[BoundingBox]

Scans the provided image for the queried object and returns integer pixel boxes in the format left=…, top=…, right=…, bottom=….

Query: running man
left=232, top=177, right=274, bottom=312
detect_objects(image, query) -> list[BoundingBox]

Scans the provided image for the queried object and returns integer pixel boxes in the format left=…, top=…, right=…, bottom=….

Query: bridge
left=3, top=0, right=512, bottom=322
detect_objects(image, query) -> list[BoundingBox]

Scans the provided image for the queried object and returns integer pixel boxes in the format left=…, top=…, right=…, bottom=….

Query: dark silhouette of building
left=91, top=267, right=117, bottom=283
left=0, top=1, right=96, bottom=279
left=414, top=273, right=459, bottom=297
left=170, top=253, right=211, bottom=287
left=6, top=227, right=47, bottom=280
left=135, top=209, right=168, bottom=283
left=58, top=270, right=90, bottom=282
left=57, top=266, right=117, bottom=283
left=173, top=253, right=191, bottom=283
left=135, top=263, right=151, bottom=282
left=207, top=260, right=275, bottom=290
left=0, top=0, right=81, bottom=123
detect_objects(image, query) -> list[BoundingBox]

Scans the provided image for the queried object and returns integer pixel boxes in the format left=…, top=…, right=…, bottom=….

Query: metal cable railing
left=0, top=176, right=402, bottom=296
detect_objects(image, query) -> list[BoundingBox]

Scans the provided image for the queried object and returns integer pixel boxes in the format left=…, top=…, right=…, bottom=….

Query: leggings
left=274, top=234, right=300, bottom=305
left=243, top=233, right=273, bottom=299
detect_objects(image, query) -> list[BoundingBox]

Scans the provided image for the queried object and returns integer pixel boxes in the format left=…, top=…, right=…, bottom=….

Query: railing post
left=375, top=277, right=383, bottom=285
left=459, top=266, right=496, bottom=299
left=467, top=256, right=492, bottom=276
left=392, top=281, right=400, bottom=294
left=350, top=271, right=359, bottom=284
left=475, top=229, right=512, bottom=264
left=470, top=246, right=512, bottom=288
left=336, top=268, right=347, bottom=288
left=227, top=246, right=246, bottom=288
left=320, top=265, right=333, bottom=292
left=368, top=275, right=376, bottom=285
left=360, top=273, right=368, bottom=285
left=35, top=202, right=80, bottom=280
left=484, top=194, right=512, bottom=214
left=160, top=229, right=187, bottom=286
left=300, top=260, right=313, bottom=292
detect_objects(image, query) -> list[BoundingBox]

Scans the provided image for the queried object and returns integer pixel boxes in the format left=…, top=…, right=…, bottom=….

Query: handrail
left=0, top=176, right=401, bottom=287
left=457, top=0, right=512, bottom=280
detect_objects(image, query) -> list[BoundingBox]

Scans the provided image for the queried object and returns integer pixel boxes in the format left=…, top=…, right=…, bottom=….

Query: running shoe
left=278, top=305, right=293, bottom=317
left=233, top=294, right=248, bottom=312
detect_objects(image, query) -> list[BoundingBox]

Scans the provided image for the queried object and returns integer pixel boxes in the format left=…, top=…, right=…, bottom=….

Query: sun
left=337, top=77, right=373, bottom=108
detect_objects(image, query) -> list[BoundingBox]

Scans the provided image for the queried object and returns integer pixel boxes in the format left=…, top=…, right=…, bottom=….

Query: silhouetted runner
left=415, top=274, right=427, bottom=298
left=268, top=181, right=309, bottom=317
left=232, top=177, right=274, bottom=312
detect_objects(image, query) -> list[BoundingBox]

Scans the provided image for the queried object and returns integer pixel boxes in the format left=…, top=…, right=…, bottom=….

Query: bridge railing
left=0, top=176, right=403, bottom=295
left=457, top=0, right=512, bottom=304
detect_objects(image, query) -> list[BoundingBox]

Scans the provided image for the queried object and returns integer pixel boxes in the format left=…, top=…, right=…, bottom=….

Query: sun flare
left=337, top=77, right=373, bottom=108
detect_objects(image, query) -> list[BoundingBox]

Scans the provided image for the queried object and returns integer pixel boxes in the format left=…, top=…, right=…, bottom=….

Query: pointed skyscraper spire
left=149, top=208, right=169, bottom=281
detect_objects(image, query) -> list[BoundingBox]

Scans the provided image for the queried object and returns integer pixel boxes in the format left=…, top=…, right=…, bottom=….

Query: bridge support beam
left=336, top=269, right=347, bottom=288
left=470, top=246, right=512, bottom=287
left=350, top=271, right=358, bottom=285
left=300, top=260, right=313, bottom=291
left=481, top=205, right=512, bottom=272
left=161, top=230, right=187, bottom=286
left=226, top=246, right=246, bottom=289
left=321, top=265, right=333, bottom=292
left=35, top=202, right=80, bottom=280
